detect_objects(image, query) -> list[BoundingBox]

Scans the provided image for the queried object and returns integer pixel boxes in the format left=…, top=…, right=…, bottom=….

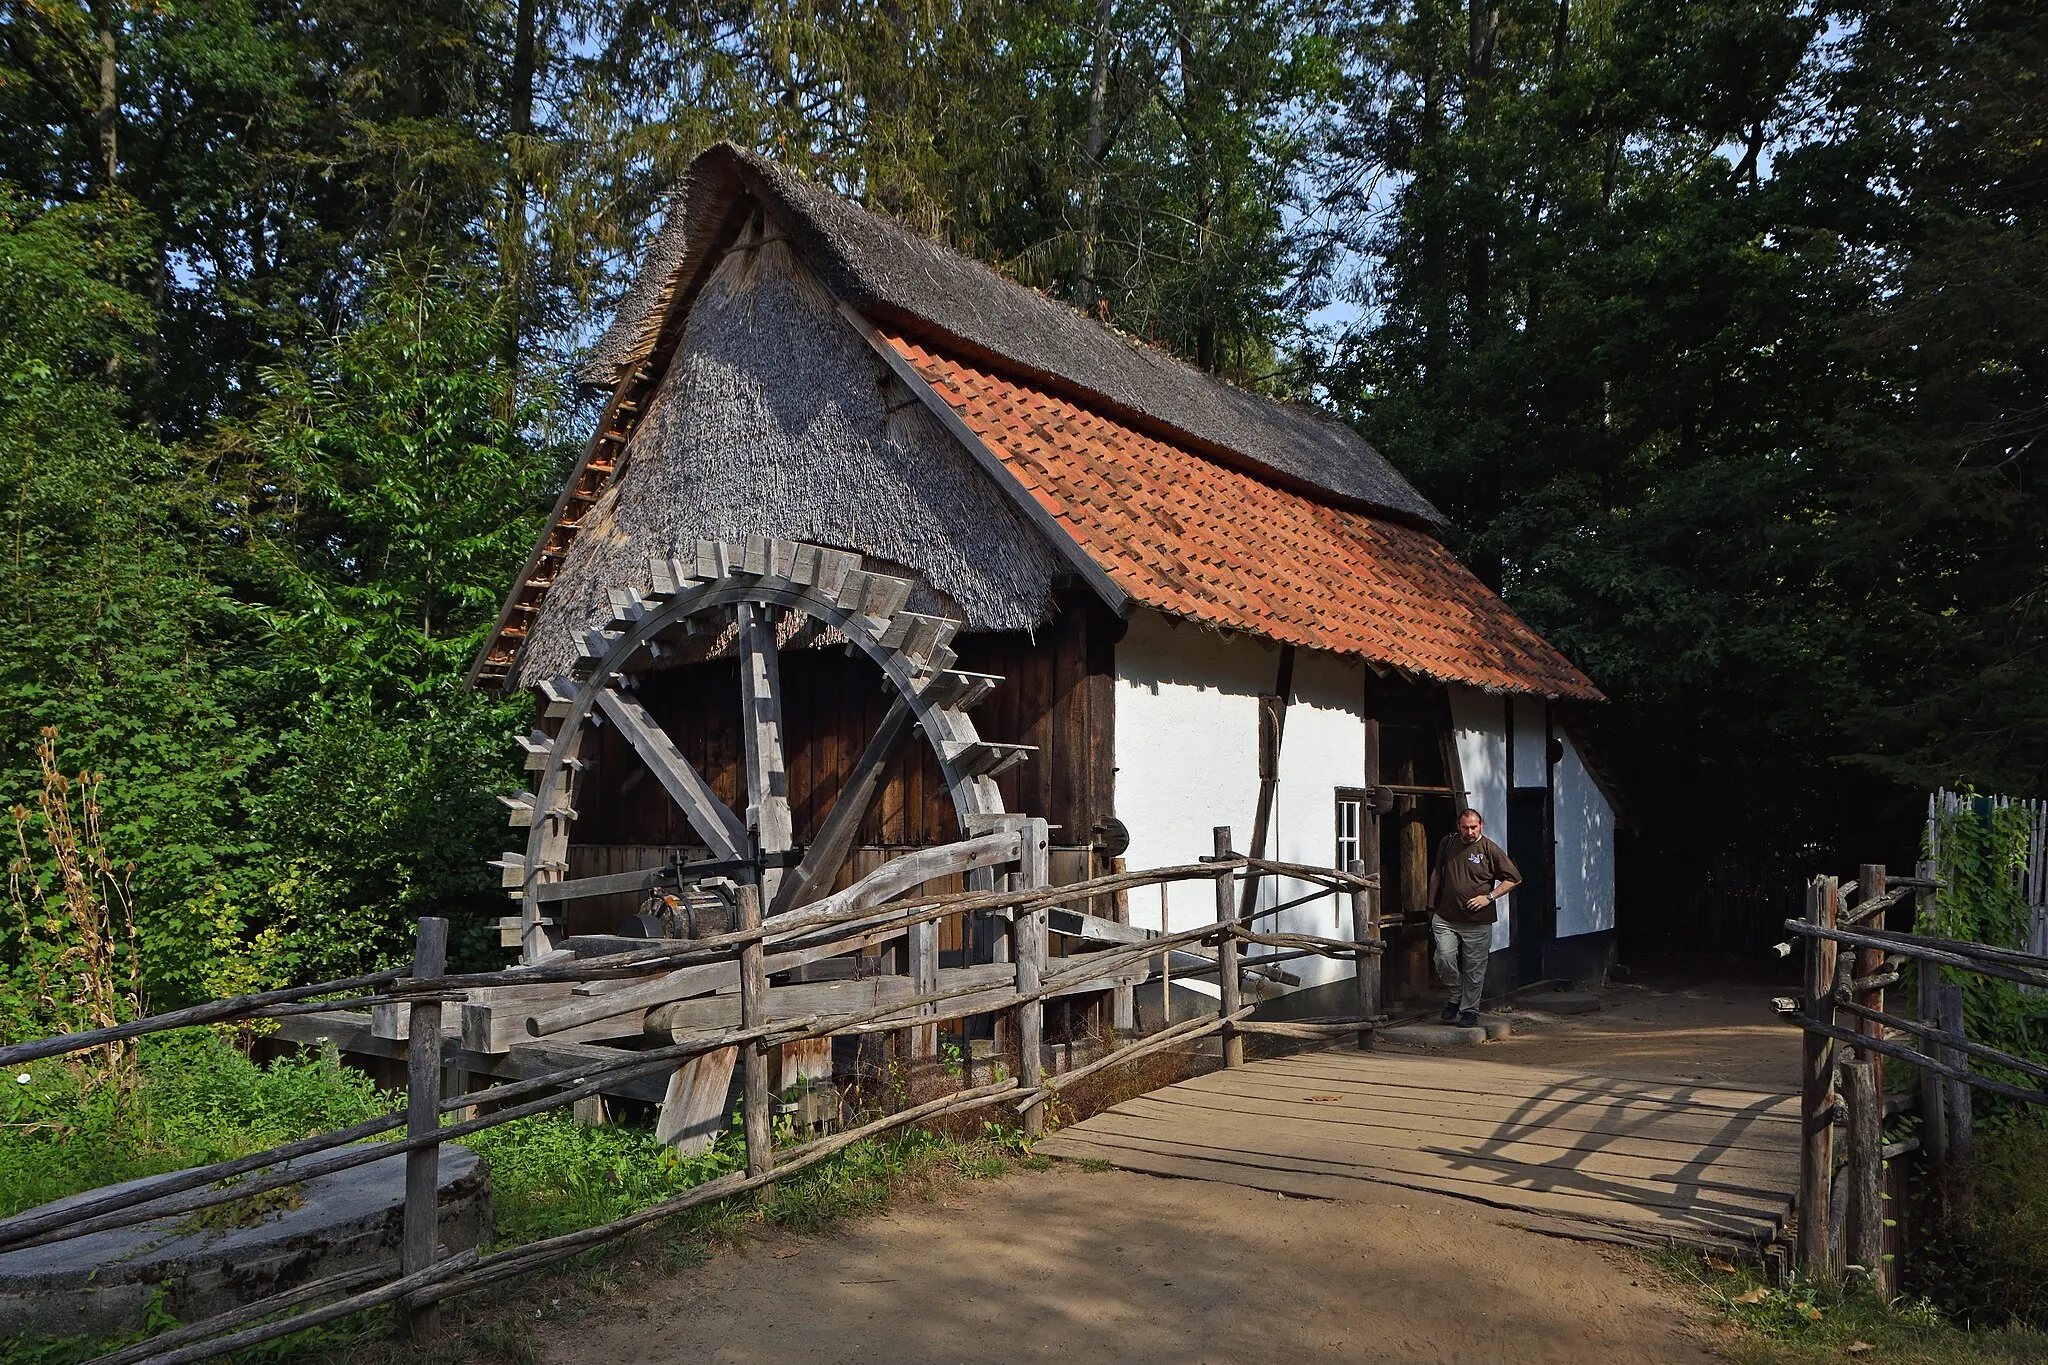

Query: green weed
left=1657, top=1252, right=2048, bottom=1364
left=0, top=1033, right=387, bottom=1218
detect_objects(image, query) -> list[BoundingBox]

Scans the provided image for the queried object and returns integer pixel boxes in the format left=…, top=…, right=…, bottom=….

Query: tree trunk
left=504, top=0, right=539, bottom=385
left=94, top=0, right=117, bottom=184
left=1071, top=0, right=1115, bottom=310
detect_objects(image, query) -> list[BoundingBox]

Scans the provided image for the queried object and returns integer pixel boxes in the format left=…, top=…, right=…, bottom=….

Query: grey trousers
left=1430, top=914, right=1492, bottom=1014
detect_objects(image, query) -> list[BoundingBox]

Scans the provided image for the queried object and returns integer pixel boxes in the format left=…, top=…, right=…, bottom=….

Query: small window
left=1334, top=788, right=1365, bottom=872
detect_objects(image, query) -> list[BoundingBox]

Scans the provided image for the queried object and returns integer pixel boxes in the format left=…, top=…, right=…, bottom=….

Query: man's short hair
left=1458, top=807, right=1484, bottom=823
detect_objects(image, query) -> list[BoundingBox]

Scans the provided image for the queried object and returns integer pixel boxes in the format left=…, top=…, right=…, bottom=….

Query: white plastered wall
left=1554, top=730, right=1615, bottom=939
left=1448, top=686, right=1513, bottom=951
left=1113, top=609, right=1365, bottom=990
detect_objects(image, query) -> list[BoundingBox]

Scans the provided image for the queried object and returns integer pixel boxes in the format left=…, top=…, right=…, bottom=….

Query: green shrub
left=1908, top=1121, right=2048, bottom=1329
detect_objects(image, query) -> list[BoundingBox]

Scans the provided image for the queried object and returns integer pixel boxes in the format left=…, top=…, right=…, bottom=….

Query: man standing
left=1427, top=808, right=1521, bottom=1028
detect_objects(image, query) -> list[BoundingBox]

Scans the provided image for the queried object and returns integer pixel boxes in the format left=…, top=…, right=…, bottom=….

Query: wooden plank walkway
left=1038, top=1048, right=1800, bottom=1254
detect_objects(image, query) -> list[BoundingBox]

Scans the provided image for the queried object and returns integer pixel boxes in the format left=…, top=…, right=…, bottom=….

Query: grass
left=1653, top=1119, right=2048, bottom=1363
left=0, top=1032, right=389, bottom=1218
left=1657, top=1251, right=2048, bottom=1364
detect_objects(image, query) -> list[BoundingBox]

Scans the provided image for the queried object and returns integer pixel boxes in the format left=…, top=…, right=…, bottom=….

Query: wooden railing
left=0, top=822, right=1379, bottom=1364
left=1785, top=859, right=2048, bottom=1293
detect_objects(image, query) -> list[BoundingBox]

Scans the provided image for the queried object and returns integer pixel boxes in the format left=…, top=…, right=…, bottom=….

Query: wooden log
left=737, top=883, right=773, bottom=1179
left=1798, top=876, right=1838, bottom=1282
left=1214, top=827, right=1244, bottom=1068
left=1857, top=865, right=1888, bottom=1096
left=1841, top=1058, right=1887, bottom=1296
left=1349, top=858, right=1378, bottom=1048
left=1797, top=1015, right=2048, bottom=1109
left=0, top=967, right=409, bottom=1069
left=1233, top=1018, right=1382, bottom=1040
left=461, top=983, right=645, bottom=1053
left=1784, top=921, right=2048, bottom=989
left=642, top=964, right=1055, bottom=1038
left=594, top=686, right=746, bottom=861
left=401, top=916, right=448, bottom=1340
left=1017, top=819, right=1050, bottom=1139
left=1937, top=983, right=1973, bottom=1222
left=1830, top=997, right=2048, bottom=1087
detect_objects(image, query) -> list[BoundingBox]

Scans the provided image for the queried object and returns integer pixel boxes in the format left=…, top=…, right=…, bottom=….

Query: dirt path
left=539, top=1165, right=1724, bottom=1365
left=538, top=973, right=1786, bottom=1364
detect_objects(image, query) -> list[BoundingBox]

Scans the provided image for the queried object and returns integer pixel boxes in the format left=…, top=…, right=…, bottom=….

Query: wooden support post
left=737, top=884, right=773, bottom=1180
left=1016, top=820, right=1049, bottom=1139
left=1936, top=982, right=1973, bottom=1222
left=1349, top=858, right=1378, bottom=1049
left=910, top=916, right=939, bottom=1059
left=1110, top=856, right=1135, bottom=1042
left=1913, top=859, right=1948, bottom=1211
left=1856, top=865, right=1888, bottom=1096
left=1842, top=1057, right=1887, bottom=1295
left=1214, top=827, right=1244, bottom=1068
left=1798, top=875, right=1840, bottom=1282
left=401, top=916, right=448, bottom=1341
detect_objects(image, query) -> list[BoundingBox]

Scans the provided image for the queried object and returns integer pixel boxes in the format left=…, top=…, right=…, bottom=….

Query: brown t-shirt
left=1433, top=834, right=1522, bottom=925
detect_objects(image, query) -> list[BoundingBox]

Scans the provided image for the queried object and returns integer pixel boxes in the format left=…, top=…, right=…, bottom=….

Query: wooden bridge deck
left=1037, top=1048, right=1800, bottom=1254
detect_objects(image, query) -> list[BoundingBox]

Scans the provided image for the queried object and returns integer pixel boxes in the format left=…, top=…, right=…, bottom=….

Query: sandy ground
left=1449, top=965, right=1804, bottom=1091
left=536, top=969, right=1786, bottom=1365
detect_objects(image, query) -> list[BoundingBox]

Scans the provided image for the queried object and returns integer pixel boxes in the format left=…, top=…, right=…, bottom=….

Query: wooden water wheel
left=493, top=534, right=1030, bottom=964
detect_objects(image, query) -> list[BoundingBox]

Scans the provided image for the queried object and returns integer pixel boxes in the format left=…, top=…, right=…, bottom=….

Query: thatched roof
left=509, top=225, right=1069, bottom=689
left=586, top=144, right=1444, bottom=529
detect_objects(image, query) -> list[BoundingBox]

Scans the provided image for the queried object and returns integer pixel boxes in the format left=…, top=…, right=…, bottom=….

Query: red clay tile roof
left=888, top=336, right=1604, bottom=702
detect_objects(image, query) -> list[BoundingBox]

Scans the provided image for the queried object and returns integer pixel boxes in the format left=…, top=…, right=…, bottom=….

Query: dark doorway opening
left=1507, top=787, right=1554, bottom=986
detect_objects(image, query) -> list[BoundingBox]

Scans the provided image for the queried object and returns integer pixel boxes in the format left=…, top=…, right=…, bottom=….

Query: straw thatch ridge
left=585, top=143, right=1445, bottom=529
left=514, top=225, right=1066, bottom=687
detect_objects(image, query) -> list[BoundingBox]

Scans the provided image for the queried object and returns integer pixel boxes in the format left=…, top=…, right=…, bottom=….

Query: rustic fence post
left=401, top=916, right=449, bottom=1340
left=1841, top=1057, right=1888, bottom=1296
left=1016, top=819, right=1049, bottom=1138
left=1110, top=856, right=1135, bottom=1043
left=1798, top=875, right=1839, bottom=1283
left=737, top=883, right=773, bottom=1180
left=1348, top=858, right=1378, bottom=1049
left=1914, top=860, right=1948, bottom=1209
left=1936, top=982, right=1973, bottom=1222
left=1856, top=865, right=1888, bottom=1096
left=1214, top=827, right=1243, bottom=1068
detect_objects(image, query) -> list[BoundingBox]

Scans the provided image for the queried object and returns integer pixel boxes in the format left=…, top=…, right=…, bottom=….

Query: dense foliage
left=0, top=0, right=2040, bottom=1001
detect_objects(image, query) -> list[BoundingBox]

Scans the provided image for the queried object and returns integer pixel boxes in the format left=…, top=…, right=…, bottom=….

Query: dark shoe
left=1458, top=1010, right=1480, bottom=1028
left=1440, top=1001, right=1459, bottom=1023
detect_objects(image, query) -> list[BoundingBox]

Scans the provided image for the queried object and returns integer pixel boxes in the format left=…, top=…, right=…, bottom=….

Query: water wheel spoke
left=767, top=694, right=916, bottom=918
left=594, top=685, right=746, bottom=861
left=736, top=602, right=794, bottom=903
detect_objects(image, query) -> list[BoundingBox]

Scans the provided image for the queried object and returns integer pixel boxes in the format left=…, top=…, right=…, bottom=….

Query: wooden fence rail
left=1786, top=859, right=2048, bottom=1294
left=5, top=825, right=1380, bottom=1365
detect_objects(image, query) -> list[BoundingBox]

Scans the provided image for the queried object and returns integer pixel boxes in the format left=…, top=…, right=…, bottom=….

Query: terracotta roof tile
left=889, top=336, right=1603, bottom=702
